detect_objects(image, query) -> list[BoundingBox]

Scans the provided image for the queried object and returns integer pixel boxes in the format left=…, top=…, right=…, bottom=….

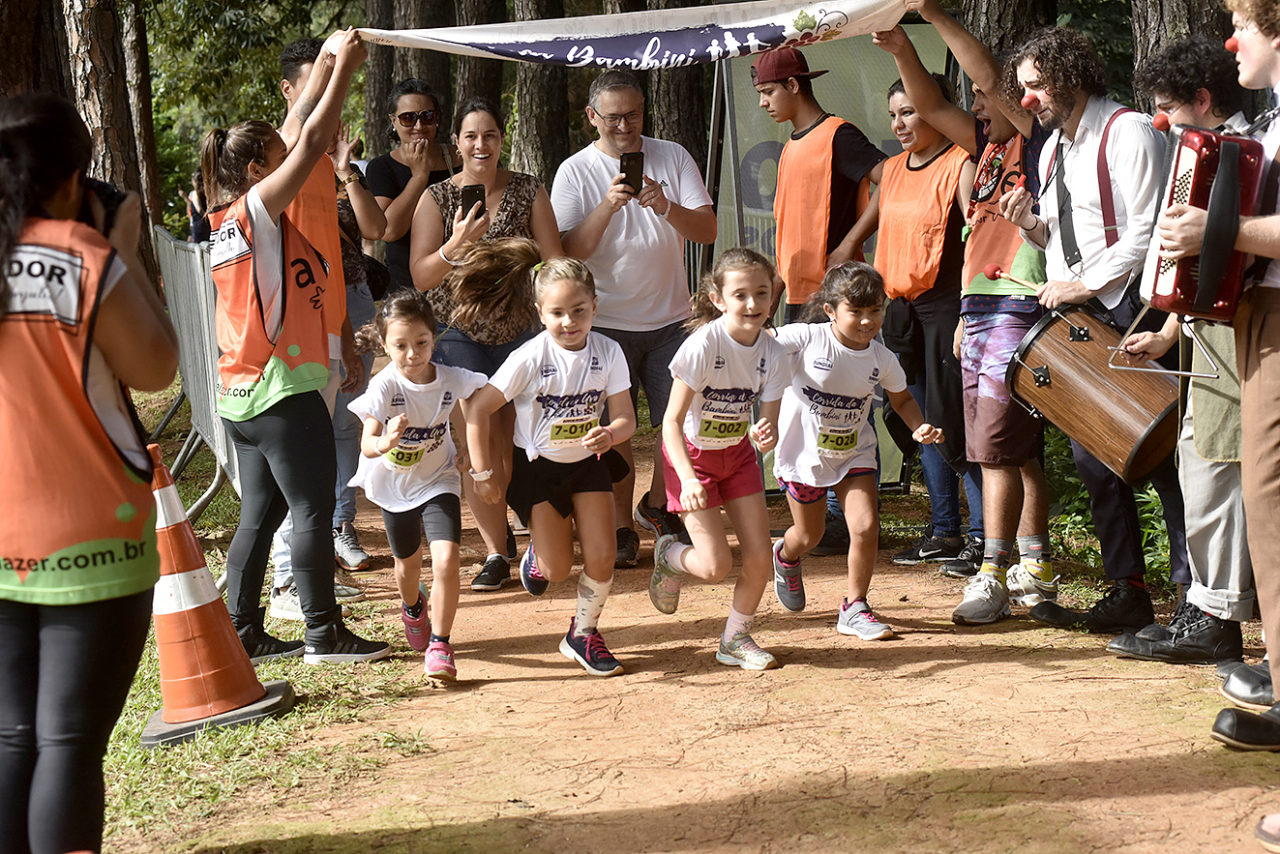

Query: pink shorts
left=779, top=468, right=877, bottom=504
left=662, top=438, right=763, bottom=513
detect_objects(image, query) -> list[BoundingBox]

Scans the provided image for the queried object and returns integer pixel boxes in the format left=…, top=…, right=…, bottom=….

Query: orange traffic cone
left=141, top=444, right=294, bottom=748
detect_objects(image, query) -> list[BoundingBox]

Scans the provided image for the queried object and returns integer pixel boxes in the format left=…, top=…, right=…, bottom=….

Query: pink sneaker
left=425, top=640, right=456, bottom=680
left=401, top=589, right=430, bottom=652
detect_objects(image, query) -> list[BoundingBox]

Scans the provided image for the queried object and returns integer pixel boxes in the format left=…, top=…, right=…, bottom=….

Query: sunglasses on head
left=395, top=109, right=437, bottom=127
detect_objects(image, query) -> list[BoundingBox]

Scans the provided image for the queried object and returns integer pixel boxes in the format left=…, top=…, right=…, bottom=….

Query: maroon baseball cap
left=751, top=47, right=829, bottom=85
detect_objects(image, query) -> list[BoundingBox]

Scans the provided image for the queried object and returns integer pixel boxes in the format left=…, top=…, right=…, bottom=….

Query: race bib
left=697, top=412, right=749, bottom=448
left=549, top=415, right=599, bottom=447
left=382, top=445, right=425, bottom=471
left=817, top=424, right=858, bottom=459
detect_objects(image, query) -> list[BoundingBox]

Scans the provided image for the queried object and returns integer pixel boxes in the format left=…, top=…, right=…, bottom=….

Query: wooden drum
left=1004, top=306, right=1178, bottom=483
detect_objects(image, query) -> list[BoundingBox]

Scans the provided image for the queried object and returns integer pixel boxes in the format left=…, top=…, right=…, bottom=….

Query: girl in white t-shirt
left=649, top=248, right=791, bottom=670
left=467, top=255, right=636, bottom=676
left=348, top=290, right=488, bottom=680
left=772, top=262, right=943, bottom=640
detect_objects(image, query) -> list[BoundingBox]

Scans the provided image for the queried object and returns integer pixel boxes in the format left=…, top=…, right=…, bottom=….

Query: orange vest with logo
left=775, top=116, right=872, bottom=305
left=962, top=134, right=1047, bottom=295
left=209, top=195, right=330, bottom=420
left=0, top=218, right=159, bottom=604
left=876, top=145, right=969, bottom=300
left=286, top=156, right=346, bottom=343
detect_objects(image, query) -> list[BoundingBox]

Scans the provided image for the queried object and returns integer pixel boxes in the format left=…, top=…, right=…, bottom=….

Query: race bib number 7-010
left=549, top=415, right=599, bottom=447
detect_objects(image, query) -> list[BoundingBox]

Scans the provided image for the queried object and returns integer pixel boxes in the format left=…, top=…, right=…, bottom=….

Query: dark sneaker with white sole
left=520, top=544, right=549, bottom=596
left=940, top=537, right=983, bottom=578
left=471, top=554, right=512, bottom=591
left=615, top=527, right=639, bottom=568
left=303, top=622, right=391, bottom=664
left=634, top=492, right=686, bottom=540
left=559, top=618, right=623, bottom=676
left=892, top=534, right=963, bottom=565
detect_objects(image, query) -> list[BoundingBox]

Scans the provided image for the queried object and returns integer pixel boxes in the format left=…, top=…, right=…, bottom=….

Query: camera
left=79, top=177, right=128, bottom=234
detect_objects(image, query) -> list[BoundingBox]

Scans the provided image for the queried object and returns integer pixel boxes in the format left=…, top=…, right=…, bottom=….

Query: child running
left=771, top=262, right=944, bottom=638
left=347, top=289, right=488, bottom=680
left=649, top=247, right=791, bottom=670
left=466, top=245, right=636, bottom=676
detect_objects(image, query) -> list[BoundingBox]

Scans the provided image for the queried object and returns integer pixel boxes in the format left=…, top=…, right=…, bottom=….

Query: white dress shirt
left=1022, top=95, right=1166, bottom=308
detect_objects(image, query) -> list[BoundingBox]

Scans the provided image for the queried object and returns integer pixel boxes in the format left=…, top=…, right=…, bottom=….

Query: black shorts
left=382, top=493, right=463, bottom=558
left=506, top=450, right=629, bottom=521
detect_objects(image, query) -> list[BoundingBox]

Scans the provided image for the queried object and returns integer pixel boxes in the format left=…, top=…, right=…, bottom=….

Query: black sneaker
left=303, top=622, right=391, bottom=664
left=891, top=534, right=963, bottom=565
left=471, top=554, right=511, bottom=591
left=520, top=543, right=549, bottom=596
left=634, top=491, right=686, bottom=538
left=615, top=527, right=639, bottom=568
left=1029, top=581, right=1155, bottom=633
left=940, top=536, right=983, bottom=578
left=1107, top=604, right=1243, bottom=664
left=237, top=624, right=304, bottom=664
left=810, top=510, right=851, bottom=557
left=558, top=618, right=623, bottom=676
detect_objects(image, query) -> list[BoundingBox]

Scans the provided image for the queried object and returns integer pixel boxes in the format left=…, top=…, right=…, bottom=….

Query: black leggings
left=0, top=589, right=151, bottom=854
left=223, top=391, right=339, bottom=628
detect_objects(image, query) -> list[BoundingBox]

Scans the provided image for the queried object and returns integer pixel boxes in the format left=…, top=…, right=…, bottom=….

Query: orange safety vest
left=962, top=134, right=1046, bottom=295
left=774, top=116, right=872, bottom=306
left=876, top=145, right=970, bottom=301
left=0, top=218, right=159, bottom=604
left=286, top=155, right=346, bottom=343
left=209, top=195, right=330, bottom=421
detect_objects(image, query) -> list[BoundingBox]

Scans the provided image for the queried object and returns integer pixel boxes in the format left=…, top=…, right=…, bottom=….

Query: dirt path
left=131, top=437, right=1275, bottom=854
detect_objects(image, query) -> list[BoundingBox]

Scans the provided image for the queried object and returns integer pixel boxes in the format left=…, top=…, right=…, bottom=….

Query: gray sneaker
left=952, top=573, right=1011, bottom=625
left=648, top=534, right=684, bottom=615
left=333, top=522, right=371, bottom=571
left=269, top=585, right=352, bottom=622
left=836, top=598, right=894, bottom=640
left=1007, top=562, right=1059, bottom=606
left=772, top=539, right=805, bottom=612
left=715, top=632, right=778, bottom=670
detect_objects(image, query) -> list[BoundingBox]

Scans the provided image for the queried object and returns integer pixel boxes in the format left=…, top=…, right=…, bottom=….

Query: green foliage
left=1057, top=0, right=1135, bottom=106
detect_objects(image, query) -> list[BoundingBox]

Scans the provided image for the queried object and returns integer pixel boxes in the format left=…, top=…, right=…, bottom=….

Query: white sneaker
left=952, top=573, right=1011, bottom=625
left=269, top=585, right=352, bottom=622
left=1007, top=562, right=1059, bottom=606
left=836, top=598, right=894, bottom=640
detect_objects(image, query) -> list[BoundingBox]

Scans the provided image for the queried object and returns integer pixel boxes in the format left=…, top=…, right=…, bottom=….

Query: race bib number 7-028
left=817, top=425, right=858, bottom=459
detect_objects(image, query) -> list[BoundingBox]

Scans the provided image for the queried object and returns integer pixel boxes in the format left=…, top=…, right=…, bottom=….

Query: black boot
left=1029, top=581, right=1154, bottom=633
left=1106, top=604, right=1243, bottom=664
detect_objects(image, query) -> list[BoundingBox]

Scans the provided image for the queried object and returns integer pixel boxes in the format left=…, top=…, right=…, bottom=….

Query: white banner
left=359, top=0, right=906, bottom=69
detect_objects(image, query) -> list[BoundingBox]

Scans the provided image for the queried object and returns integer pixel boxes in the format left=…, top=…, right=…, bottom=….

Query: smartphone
left=460, top=183, right=486, bottom=218
left=620, top=151, right=644, bottom=194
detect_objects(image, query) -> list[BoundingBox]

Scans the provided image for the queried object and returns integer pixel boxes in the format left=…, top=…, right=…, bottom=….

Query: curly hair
left=1225, top=0, right=1280, bottom=39
left=1135, top=35, right=1245, bottom=117
left=1004, top=27, right=1106, bottom=105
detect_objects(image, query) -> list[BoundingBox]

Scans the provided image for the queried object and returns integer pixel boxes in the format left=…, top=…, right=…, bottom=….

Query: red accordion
left=1142, top=126, right=1267, bottom=322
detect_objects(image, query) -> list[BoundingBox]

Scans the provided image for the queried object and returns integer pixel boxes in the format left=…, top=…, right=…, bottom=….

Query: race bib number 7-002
left=697, top=413, right=748, bottom=448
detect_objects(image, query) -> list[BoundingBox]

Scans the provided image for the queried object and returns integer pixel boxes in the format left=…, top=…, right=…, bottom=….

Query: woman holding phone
left=409, top=96, right=562, bottom=591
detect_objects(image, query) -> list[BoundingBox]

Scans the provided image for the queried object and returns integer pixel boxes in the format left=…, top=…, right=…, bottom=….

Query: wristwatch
left=340, top=162, right=364, bottom=188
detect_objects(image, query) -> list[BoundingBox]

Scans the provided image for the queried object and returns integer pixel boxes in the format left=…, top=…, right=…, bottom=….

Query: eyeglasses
left=394, top=110, right=437, bottom=128
left=594, top=110, right=642, bottom=129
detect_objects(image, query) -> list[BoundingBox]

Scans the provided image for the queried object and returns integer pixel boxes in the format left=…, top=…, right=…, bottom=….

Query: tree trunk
left=1130, top=0, right=1234, bottom=110
left=366, top=0, right=395, bottom=159
left=394, top=0, right=453, bottom=113
left=454, top=0, right=505, bottom=114
left=63, top=0, right=159, bottom=282
left=646, top=0, right=707, bottom=178
left=511, top=0, right=569, bottom=187
left=0, top=0, right=71, bottom=97
left=960, top=0, right=1055, bottom=54
left=121, top=0, right=161, bottom=225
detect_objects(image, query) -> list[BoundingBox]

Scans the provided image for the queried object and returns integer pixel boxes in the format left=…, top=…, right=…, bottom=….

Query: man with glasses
left=551, top=69, right=717, bottom=568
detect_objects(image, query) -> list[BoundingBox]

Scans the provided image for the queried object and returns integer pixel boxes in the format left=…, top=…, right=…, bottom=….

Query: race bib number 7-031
left=382, top=446, right=425, bottom=470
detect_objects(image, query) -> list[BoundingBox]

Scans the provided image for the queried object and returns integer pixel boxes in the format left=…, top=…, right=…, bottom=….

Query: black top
left=365, top=152, right=453, bottom=290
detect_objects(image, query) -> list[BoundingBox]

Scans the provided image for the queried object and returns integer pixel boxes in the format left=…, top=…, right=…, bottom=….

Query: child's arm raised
left=360, top=414, right=407, bottom=458
left=662, top=379, right=707, bottom=512
left=750, top=398, right=781, bottom=454
left=462, top=384, right=509, bottom=504
left=583, top=390, right=636, bottom=457
left=885, top=389, right=945, bottom=445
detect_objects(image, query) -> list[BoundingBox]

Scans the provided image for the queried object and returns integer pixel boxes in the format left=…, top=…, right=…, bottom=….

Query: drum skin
left=1005, top=306, right=1178, bottom=484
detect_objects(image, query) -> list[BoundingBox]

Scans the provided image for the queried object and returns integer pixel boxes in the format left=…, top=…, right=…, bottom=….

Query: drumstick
left=982, top=264, right=1040, bottom=293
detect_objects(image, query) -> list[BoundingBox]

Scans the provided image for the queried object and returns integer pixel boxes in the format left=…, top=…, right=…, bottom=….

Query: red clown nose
left=1153, top=112, right=1171, bottom=132
left=1226, top=36, right=1239, bottom=52
left=1021, top=93, right=1039, bottom=110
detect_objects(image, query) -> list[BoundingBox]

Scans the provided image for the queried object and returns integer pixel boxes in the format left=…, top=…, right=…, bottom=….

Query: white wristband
left=469, top=468, right=493, bottom=482
left=658, top=201, right=672, bottom=219
left=439, top=246, right=461, bottom=266
left=681, top=477, right=701, bottom=489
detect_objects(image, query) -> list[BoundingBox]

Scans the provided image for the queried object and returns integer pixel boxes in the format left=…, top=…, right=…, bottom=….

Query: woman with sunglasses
left=366, top=79, right=460, bottom=291
left=409, top=96, right=563, bottom=592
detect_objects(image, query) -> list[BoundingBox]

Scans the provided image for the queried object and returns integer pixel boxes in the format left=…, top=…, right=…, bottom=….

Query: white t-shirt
left=346, top=362, right=487, bottom=513
left=669, top=317, right=791, bottom=451
left=490, top=330, right=631, bottom=463
left=772, top=323, right=906, bottom=486
left=550, top=137, right=713, bottom=331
